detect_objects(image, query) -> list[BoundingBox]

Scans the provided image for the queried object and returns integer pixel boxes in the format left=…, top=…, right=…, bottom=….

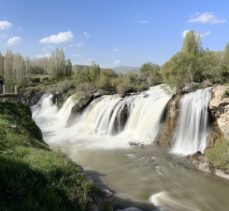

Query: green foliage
left=4, top=29, right=229, bottom=94
left=0, top=102, right=102, bottom=210
left=182, top=31, right=201, bottom=55
left=1, top=48, right=72, bottom=92
left=140, top=63, right=162, bottom=86
left=161, top=31, right=229, bottom=89
left=97, top=68, right=118, bottom=92
left=205, top=138, right=229, bottom=170
left=161, top=52, right=196, bottom=89
left=224, top=43, right=229, bottom=65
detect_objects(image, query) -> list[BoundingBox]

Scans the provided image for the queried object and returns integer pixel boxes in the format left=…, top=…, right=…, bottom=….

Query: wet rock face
left=209, top=85, right=229, bottom=140
left=20, top=89, right=44, bottom=106
left=71, top=91, right=102, bottom=114
left=157, top=94, right=182, bottom=148
left=191, top=152, right=213, bottom=173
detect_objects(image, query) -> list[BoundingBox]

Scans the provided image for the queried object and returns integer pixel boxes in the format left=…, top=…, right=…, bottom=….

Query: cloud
left=200, top=30, right=211, bottom=38
left=182, top=30, right=211, bottom=38
left=136, top=20, right=149, bottom=24
left=76, top=41, right=85, bottom=48
left=84, top=32, right=90, bottom=38
left=72, top=53, right=80, bottom=58
left=35, top=52, right=51, bottom=58
left=112, top=48, right=118, bottom=52
left=102, top=59, right=121, bottom=68
left=7, top=36, right=21, bottom=46
left=182, top=30, right=190, bottom=38
left=40, top=31, right=74, bottom=44
left=113, top=59, right=121, bottom=66
left=0, top=20, right=12, bottom=31
left=188, top=12, right=226, bottom=24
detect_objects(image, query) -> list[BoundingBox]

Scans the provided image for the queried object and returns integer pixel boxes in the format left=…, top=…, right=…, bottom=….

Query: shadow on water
left=86, top=169, right=159, bottom=211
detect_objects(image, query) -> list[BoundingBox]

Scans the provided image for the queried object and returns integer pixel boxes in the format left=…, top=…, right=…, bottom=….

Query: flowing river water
left=32, top=86, right=229, bottom=211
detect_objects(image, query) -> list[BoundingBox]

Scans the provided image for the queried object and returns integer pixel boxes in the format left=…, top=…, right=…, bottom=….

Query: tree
left=88, top=64, right=100, bottom=82
left=140, top=63, right=162, bottom=86
left=4, top=50, right=15, bottom=92
left=98, top=69, right=118, bottom=91
left=182, top=31, right=201, bottom=55
left=0, top=52, right=4, bottom=77
left=224, top=43, right=229, bottom=65
left=161, top=31, right=206, bottom=89
left=13, top=53, right=26, bottom=85
left=65, top=59, right=72, bottom=76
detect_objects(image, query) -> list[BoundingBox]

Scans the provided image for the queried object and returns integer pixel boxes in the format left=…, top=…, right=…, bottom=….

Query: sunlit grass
left=205, top=138, right=229, bottom=170
left=0, top=102, right=102, bottom=210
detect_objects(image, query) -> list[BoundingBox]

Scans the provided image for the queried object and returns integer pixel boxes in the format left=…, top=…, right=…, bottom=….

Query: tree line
left=0, top=31, right=228, bottom=94
left=73, top=31, right=229, bottom=94
left=0, top=48, right=72, bottom=92
left=161, top=31, right=229, bottom=90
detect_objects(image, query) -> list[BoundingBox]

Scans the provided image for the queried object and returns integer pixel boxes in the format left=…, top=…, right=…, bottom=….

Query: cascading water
left=30, top=86, right=229, bottom=211
left=32, top=85, right=172, bottom=149
left=171, top=88, right=212, bottom=155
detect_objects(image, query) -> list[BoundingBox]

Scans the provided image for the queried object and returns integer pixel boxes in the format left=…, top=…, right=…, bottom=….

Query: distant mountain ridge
left=73, top=64, right=140, bottom=73
left=112, top=65, right=140, bottom=73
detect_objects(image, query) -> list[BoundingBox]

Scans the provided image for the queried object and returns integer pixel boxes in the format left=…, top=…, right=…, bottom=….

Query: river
left=31, top=86, right=229, bottom=211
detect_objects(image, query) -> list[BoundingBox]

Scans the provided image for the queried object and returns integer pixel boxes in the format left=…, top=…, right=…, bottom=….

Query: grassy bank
left=0, top=102, right=109, bottom=210
left=205, top=138, right=229, bottom=171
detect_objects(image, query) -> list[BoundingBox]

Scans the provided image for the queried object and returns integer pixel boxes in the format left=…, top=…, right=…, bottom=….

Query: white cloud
left=76, top=41, right=85, bottom=48
left=182, top=30, right=211, bottom=39
left=102, top=59, right=121, bottom=68
left=84, top=32, right=90, bottom=38
left=87, top=57, right=94, bottom=63
left=35, top=52, right=51, bottom=58
left=112, top=48, right=118, bottom=52
left=40, top=31, right=74, bottom=44
left=72, top=53, right=80, bottom=58
left=200, top=30, right=211, bottom=38
left=113, top=59, right=120, bottom=66
left=188, top=12, right=226, bottom=24
left=7, top=36, right=21, bottom=46
left=0, top=20, right=12, bottom=31
left=136, top=20, right=149, bottom=24
left=182, top=30, right=190, bottom=38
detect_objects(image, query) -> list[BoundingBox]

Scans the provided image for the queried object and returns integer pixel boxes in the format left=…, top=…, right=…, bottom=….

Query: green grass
left=0, top=102, right=107, bottom=211
left=205, top=138, right=229, bottom=170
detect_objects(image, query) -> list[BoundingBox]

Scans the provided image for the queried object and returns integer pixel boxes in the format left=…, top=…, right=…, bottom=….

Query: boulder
left=209, top=85, right=229, bottom=140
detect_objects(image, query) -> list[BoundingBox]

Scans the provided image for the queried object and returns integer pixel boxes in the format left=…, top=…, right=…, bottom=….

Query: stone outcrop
left=71, top=91, right=102, bottom=114
left=209, top=85, right=229, bottom=140
left=192, top=85, right=229, bottom=179
left=157, top=94, right=182, bottom=148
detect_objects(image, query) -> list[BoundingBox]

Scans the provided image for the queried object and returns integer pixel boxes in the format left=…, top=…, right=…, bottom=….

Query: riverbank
left=0, top=102, right=112, bottom=210
left=192, top=85, right=229, bottom=179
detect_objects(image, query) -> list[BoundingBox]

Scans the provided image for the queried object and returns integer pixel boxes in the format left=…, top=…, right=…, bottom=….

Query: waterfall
left=32, top=85, right=172, bottom=149
left=171, top=88, right=212, bottom=155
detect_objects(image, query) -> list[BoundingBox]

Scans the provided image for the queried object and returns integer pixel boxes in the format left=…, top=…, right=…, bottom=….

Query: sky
left=0, top=0, right=229, bottom=67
